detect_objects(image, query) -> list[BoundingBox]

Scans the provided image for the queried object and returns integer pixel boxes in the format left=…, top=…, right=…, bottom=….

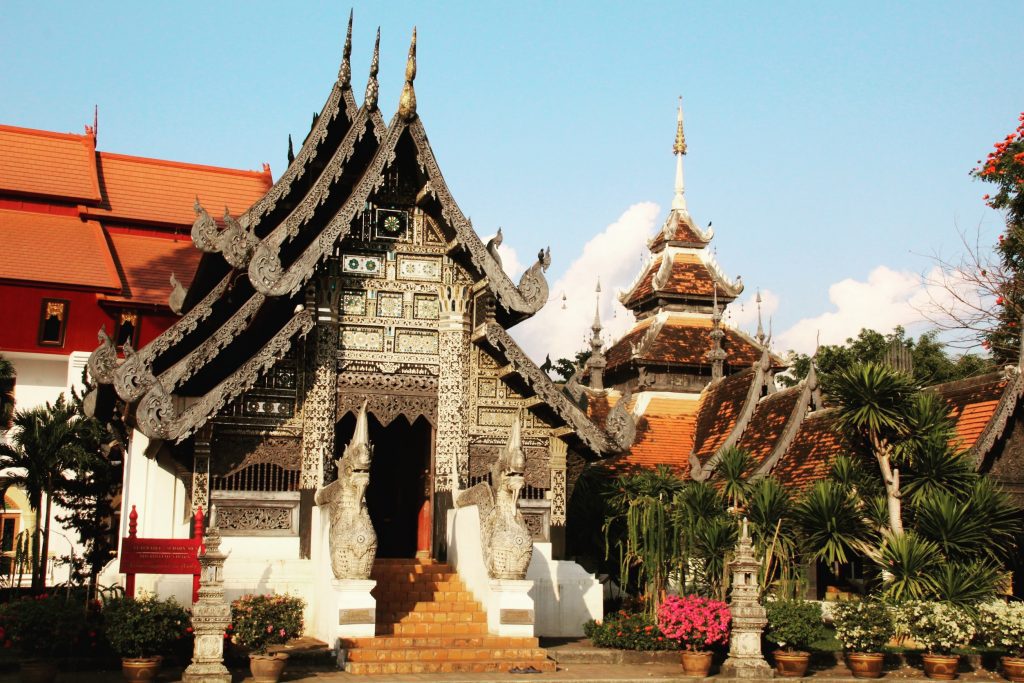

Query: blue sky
left=3, top=1, right=1021, bottom=359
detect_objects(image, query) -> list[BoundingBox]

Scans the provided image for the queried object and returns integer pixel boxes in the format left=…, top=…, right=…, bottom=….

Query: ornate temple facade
left=86, top=23, right=631, bottom=646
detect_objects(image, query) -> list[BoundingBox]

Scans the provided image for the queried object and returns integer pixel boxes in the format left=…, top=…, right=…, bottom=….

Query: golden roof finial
left=398, top=27, right=418, bottom=121
left=338, top=9, right=353, bottom=86
left=365, top=28, right=380, bottom=110
left=673, top=96, right=687, bottom=155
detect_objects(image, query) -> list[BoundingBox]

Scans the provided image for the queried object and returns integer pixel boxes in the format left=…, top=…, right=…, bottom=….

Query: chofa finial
left=365, top=28, right=381, bottom=110
left=338, top=9, right=354, bottom=86
left=398, top=27, right=418, bottom=121
left=755, top=289, right=765, bottom=346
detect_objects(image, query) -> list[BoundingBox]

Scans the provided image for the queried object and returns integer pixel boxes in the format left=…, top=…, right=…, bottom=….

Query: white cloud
left=776, top=265, right=961, bottom=355
left=724, top=289, right=780, bottom=340
left=511, top=202, right=661, bottom=363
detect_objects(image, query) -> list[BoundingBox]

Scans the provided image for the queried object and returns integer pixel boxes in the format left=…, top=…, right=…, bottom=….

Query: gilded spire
left=365, top=28, right=380, bottom=110
left=672, top=97, right=688, bottom=212
left=398, top=27, right=418, bottom=121
left=338, top=9, right=353, bottom=86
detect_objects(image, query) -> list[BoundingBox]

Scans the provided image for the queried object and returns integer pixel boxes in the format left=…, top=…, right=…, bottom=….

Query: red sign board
left=119, top=505, right=204, bottom=603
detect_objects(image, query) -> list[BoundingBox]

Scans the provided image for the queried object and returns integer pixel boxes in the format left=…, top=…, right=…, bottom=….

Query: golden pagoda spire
left=338, top=9, right=353, bottom=86
left=398, top=27, right=418, bottom=121
left=672, top=96, right=688, bottom=212
left=365, top=28, right=380, bottom=110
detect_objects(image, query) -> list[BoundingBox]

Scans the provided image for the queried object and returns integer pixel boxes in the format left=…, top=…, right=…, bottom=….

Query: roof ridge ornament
left=365, top=28, right=381, bottom=110
left=587, top=279, right=607, bottom=390
left=755, top=289, right=765, bottom=346
left=398, top=27, right=418, bottom=121
left=338, top=9, right=354, bottom=87
left=672, top=96, right=688, bottom=213
left=707, top=284, right=727, bottom=381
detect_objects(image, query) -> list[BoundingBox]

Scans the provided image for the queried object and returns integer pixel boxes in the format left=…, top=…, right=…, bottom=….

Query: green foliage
left=0, top=354, right=14, bottom=429
left=583, top=610, right=679, bottom=650
left=228, top=593, right=304, bottom=655
left=900, top=447, right=977, bottom=508
left=911, top=491, right=990, bottom=563
left=717, top=447, right=752, bottom=508
left=902, top=602, right=976, bottom=654
left=103, top=593, right=191, bottom=659
left=974, top=601, right=1024, bottom=658
left=831, top=600, right=895, bottom=653
left=877, top=531, right=941, bottom=603
left=781, top=328, right=992, bottom=389
left=746, top=477, right=800, bottom=590
left=928, top=561, right=1004, bottom=609
left=825, top=363, right=918, bottom=446
left=0, top=594, right=88, bottom=657
left=550, top=350, right=592, bottom=382
left=765, top=599, right=827, bottom=653
left=793, top=481, right=871, bottom=573
left=690, top=516, right=737, bottom=600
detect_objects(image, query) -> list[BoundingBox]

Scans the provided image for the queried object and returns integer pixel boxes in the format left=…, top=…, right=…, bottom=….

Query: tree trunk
left=39, top=493, right=52, bottom=591
left=29, top=492, right=42, bottom=592
left=871, top=437, right=903, bottom=535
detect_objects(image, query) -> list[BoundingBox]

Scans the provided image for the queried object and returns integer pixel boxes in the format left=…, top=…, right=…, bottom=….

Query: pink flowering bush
left=656, top=594, right=731, bottom=651
left=227, top=593, right=304, bottom=655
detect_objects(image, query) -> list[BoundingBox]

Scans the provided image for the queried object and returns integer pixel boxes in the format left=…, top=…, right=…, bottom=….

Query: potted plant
left=228, top=593, right=305, bottom=683
left=103, top=593, right=191, bottom=681
left=0, top=594, right=86, bottom=682
left=976, top=601, right=1024, bottom=682
left=656, top=594, right=731, bottom=676
left=765, top=599, right=827, bottom=677
left=832, top=600, right=895, bottom=679
left=903, top=602, right=974, bottom=680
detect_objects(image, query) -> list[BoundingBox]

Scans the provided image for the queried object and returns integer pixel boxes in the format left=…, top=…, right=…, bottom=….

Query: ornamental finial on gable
left=673, top=96, right=687, bottom=155
left=338, top=9, right=354, bottom=86
left=365, top=28, right=381, bottom=110
left=399, top=27, right=418, bottom=121
left=672, top=97, right=688, bottom=212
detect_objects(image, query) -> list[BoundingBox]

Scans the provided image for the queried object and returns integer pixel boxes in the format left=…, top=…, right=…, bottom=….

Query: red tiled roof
left=691, top=368, right=757, bottom=463
left=86, top=152, right=271, bottom=227
left=931, top=372, right=1011, bottom=451
left=599, top=395, right=700, bottom=474
left=605, top=316, right=765, bottom=371
left=106, top=231, right=201, bottom=306
left=737, top=387, right=802, bottom=469
left=649, top=211, right=710, bottom=251
left=0, top=208, right=120, bottom=289
left=0, top=125, right=100, bottom=203
left=622, top=253, right=726, bottom=309
left=772, top=409, right=846, bottom=493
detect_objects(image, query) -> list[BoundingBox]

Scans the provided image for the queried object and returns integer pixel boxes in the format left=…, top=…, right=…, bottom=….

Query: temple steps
left=341, top=558, right=555, bottom=675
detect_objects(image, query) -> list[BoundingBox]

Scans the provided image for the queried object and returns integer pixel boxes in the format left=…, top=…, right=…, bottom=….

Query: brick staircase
left=339, top=558, right=555, bottom=675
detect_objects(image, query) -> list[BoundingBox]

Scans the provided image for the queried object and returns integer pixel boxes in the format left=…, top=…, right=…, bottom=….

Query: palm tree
left=717, top=447, right=753, bottom=509
left=0, top=355, right=15, bottom=430
left=793, top=480, right=873, bottom=574
left=0, top=396, right=82, bottom=590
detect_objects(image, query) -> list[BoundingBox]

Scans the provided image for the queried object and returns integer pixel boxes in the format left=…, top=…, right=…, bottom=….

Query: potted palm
left=103, top=593, right=191, bottom=681
left=832, top=601, right=894, bottom=679
left=765, top=599, right=827, bottom=677
left=976, top=601, right=1024, bottom=682
left=227, top=593, right=305, bottom=683
left=904, top=602, right=974, bottom=680
left=0, top=594, right=86, bottom=683
left=656, top=594, right=731, bottom=676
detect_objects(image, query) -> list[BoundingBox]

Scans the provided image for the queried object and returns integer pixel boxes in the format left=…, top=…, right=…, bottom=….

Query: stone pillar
left=720, top=518, right=773, bottom=678
left=182, top=514, right=231, bottom=683
left=436, top=283, right=470, bottom=492
left=487, top=579, right=535, bottom=637
left=190, top=427, right=211, bottom=518
left=333, top=579, right=378, bottom=640
left=549, top=437, right=567, bottom=557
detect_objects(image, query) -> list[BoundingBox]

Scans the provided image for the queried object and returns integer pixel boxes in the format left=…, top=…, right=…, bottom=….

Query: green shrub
left=228, top=594, right=304, bottom=655
left=103, top=593, right=191, bottom=659
left=902, top=602, right=975, bottom=655
left=0, top=594, right=88, bottom=658
left=765, top=599, right=827, bottom=653
left=583, top=610, right=679, bottom=651
left=975, top=601, right=1024, bottom=658
left=831, top=601, right=895, bottom=653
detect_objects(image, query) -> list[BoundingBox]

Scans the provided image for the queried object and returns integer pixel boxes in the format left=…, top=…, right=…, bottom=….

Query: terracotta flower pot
left=846, top=652, right=885, bottom=679
left=774, top=650, right=811, bottom=677
left=250, top=652, right=289, bottom=683
left=1002, top=656, right=1024, bottom=683
left=18, top=660, right=58, bottom=683
left=921, top=653, right=960, bottom=680
left=121, top=656, right=162, bottom=682
left=681, top=650, right=713, bottom=677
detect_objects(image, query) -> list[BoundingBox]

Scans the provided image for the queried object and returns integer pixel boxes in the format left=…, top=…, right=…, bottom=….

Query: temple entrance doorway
left=336, top=412, right=433, bottom=558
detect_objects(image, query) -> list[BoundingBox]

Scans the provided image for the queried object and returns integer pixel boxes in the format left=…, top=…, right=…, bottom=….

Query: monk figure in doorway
left=315, top=402, right=377, bottom=580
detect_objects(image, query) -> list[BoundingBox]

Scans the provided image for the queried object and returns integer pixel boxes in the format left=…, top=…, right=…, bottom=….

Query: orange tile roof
left=605, top=315, right=764, bottom=370
left=691, top=368, right=757, bottom=463
left=106, top=231, right=201, bottom=306
left=86, top=152, right=271, bottom=227
left=772, top=409, right=846, bottom=493
left=931, top=373, right=1012, bottom=451
left=600, top=394, right=700, bottom=474
left=737, top=387, right=802, bottom=468
left=649, top=211, right=710, bottom=251
left=0, top=208, right=120, bottom=289
left=0, top=125, right=100, bottom=203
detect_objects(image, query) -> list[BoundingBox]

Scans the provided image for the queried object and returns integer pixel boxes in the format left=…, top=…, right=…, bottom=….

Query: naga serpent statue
left=456, top=412, right=533, bottom=580
left=314, top=402, right=377, bottom=580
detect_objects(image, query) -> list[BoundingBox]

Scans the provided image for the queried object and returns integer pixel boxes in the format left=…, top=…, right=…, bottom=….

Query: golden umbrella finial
left=365, top=27, right=381, bottom=110
left=338, top=9, right=354, bottom=86
left=673, top=96, right=687, bottom=155
left=398, top=27, right=418, bottom=121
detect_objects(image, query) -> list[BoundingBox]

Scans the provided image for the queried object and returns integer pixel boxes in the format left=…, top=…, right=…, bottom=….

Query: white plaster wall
left=526, top=542, right=603, bottom=637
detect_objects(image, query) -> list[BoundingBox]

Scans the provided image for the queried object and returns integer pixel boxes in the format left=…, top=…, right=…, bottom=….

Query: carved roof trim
left=967, top=367, right=1024, bottom=467
left=476, top=322, right=622, bottom=456
left=406, top=117, right=550, bottom=323
left=751, top=380, right=816, bottom=479
left=133, top=309, right=314, bottom=443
